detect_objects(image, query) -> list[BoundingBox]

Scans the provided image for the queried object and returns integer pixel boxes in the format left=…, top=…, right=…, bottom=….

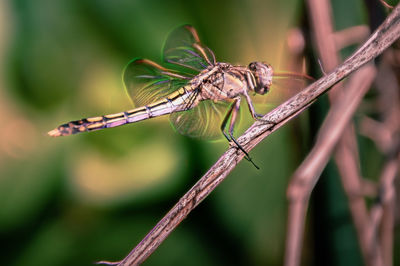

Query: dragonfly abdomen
left=48, top=86, right=197, bottom=137
left=47, top=112, right=131, bottom=137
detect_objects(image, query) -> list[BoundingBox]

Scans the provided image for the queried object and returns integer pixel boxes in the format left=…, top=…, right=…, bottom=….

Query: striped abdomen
left=48, top=86, right=196, bottom=137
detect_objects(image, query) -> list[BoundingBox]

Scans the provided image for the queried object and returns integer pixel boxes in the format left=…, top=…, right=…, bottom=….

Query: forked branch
left=99, top=4, right=400, bottom=266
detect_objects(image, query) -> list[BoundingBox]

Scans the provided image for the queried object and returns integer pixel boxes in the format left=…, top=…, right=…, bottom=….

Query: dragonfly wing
left=123, top=58, right=192, bottom=107
left=163, top=25, right=216, bottom=74
left=251, top=73, right=310, bottom=107
left=170, top=96, right=232, bottom=140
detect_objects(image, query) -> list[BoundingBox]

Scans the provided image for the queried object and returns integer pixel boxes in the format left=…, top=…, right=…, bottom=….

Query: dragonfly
left=48, top=25, right=312, bottom=168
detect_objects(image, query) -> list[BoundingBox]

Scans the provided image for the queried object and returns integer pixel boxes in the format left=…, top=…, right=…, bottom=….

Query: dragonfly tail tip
left=47, top=128, right=62, bottom=137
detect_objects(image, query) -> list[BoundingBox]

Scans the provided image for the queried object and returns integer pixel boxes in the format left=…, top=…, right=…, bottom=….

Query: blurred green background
left=0, top=0, right=398, bottom=265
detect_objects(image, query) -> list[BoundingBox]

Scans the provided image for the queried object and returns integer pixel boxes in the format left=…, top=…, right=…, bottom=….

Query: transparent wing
left=163, top=25, right=216, bottom=74
left=170, top=94, right=232, bottom=140
left=252, top=72, right=312, bottom=109
left=123, top=58, right=192, bottom=107
left=123, top=58, right=230, bottom=140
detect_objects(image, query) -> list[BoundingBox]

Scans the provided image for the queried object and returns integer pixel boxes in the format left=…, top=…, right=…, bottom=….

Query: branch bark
left=304, top=0, right=383, bottom=265
left=99, top=4, right=400, bottom=265
left=285, top=64, right=376, bottom=266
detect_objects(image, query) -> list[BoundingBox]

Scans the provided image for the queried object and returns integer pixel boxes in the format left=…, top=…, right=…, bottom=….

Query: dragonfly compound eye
left=248, top=62, right=272, bottom=95
left=248, top=62, right=257, bottom=70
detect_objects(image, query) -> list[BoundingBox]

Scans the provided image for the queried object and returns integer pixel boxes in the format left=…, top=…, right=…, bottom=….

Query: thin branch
left=335, top=124, right=383, bottom=266
left=370, top=49, right=400, bottom=266
left=99, top=4, right=400, bottom=265
left=359, top=116, right=393, bottom=152
left=379, top=0, right=394, bottom=9
left=371, top=153, right=399, bottom=266
left=333, top=25, right=370, bottom=50
left=285, top=65, right=376, bottom=266
left=305, top=0, right=384, bottom=265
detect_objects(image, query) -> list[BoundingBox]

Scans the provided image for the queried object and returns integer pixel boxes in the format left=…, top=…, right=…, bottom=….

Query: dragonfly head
left=248, top=62, right=273, bottom=95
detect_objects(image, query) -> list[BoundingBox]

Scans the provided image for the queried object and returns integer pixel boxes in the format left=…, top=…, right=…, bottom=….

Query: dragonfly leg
left=222, top=97, right=259, bottom=169
left=244, top=91, right=276, bottom=125
left=254, top=113, right=276, bottom=125
left=220, top=100, right=236, bottom=142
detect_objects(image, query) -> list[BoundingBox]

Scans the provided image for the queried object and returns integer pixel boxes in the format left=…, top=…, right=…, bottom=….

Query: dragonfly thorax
left=248, top=62, right=273, bottom=95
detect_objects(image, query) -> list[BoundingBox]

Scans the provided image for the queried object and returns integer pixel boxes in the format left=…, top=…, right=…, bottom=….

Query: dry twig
left=333, top=25, right=370, bottom=49
left=297, top=1, right=385, bottom=265
left=379, top=0, right=394, bottom=9
left=99, top=4, right=400, bottom=265
left=285, top=64, right=376, bottom=266
left=369, top=52, right=400, bottom=266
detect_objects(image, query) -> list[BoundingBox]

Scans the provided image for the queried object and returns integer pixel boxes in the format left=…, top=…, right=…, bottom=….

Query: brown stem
left=305, top=0, right=386, bottom=265
left=376, top=154, right=399, bottom=266
left=335, top=126, right=383, bottom=266
left=285, top=65, right=376, bottom=266
left=333, top=25, right=370, bottom=49
left=370, top=51, right=400, bottom=266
